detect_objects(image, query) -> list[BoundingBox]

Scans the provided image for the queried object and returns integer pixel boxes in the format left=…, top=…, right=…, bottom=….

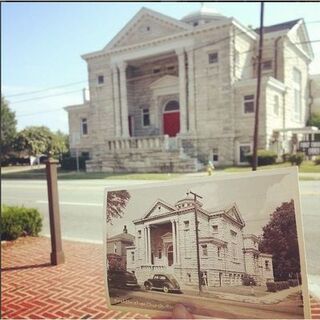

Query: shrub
left=1, top=206, right=43, bottom=241
left=282, top=153, right=290, bottom=163
left=314, top=156, right=320, bottom=165
left=289, top=152, right=305, bottom=166
left=60, top=156, right=87, bottom=171
left=242, top=274, right=256, bottom=286
left=246, top=150, right=277, bottom=166
left=266, top=281, right=290, bottom=292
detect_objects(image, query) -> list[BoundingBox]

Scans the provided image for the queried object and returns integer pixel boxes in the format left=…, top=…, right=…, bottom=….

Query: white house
left=65, top=6, right=314, bottom=172
left=125, top=195, right=274, bottom=288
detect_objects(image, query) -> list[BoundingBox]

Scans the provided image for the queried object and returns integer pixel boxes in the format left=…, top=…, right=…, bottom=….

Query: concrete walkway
left=1, top=236, right=320, bottom=319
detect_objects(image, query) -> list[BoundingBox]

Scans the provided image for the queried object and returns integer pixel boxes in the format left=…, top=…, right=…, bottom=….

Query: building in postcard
left=107, top=226, right=134, bottom=268
left=125, top=195, right=274, bottom=288
left=65, top=6, right=316, bottom=172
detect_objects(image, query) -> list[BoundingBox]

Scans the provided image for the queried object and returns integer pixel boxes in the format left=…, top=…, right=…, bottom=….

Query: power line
left=10, top=89, right=82, bottom=104
left=5, top=81, right=87, bottom=98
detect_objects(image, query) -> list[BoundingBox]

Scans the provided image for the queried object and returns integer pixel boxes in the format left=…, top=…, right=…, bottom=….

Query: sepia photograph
left=105, top=168, right=310, bottom=319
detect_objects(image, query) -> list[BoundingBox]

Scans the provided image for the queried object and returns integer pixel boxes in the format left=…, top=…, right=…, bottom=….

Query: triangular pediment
left=150, top=75, right=179, bottom=90
left=225, top=204, right=245, bottom=227
left=288, top=20, right=314, bottom=59
left=104, top=7, right=191, bottom=51
left=142, top=199, right=176, bottom=220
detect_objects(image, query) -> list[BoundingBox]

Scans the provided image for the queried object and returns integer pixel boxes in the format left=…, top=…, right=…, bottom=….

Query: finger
left=172, top=303, right=194, bottom=319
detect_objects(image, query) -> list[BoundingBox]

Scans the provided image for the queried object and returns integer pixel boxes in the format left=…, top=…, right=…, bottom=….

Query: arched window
left=164, top=100, right=179, bottom=112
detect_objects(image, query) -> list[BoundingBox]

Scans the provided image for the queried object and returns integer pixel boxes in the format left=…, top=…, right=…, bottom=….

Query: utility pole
left=252, top=2, right=265, bottom=171
left=187, top=190, right=203, bottom=294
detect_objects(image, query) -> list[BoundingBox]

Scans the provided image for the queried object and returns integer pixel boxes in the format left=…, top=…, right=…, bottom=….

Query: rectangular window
left=81, top=118, right=88, bottom=135
left=81, top=152, right=90, bottom=159
left=114, top=243, right=117, bottom=254
left=239, top=144, right=251, bottom=163
left=273, top=95, right=280, bottom=115
left=153, top=67, right=161, bottom=74
left=131, top=251, right=135, bottom=262
left=142, top=108, right=150, bottom=127
left=167, top=65, right=175, bottom=72
left=232, top=243, right=237, bottom=259
left=235, top=50, right=240, bottom=66
left=98, top=75, right=104, bottom=84
left=262, top=60, right=272, bottom=70
left=138, top=230, right=142, bottom=238
left=212, top=225, right=218, bottom=233
left=243, top=95, right=255, bottom=114
left=158, top=249, right=162, bottom=259
left=184, top=229, right=190, bottom=258
left=212, top=148, right=219, bottom=162
left=184, top=221, right=190, bottom=229
left=230, top=230, right=237, bottom=238
left=208, top=52, right=218, bottom=64
left=265, top=260, right=270, bottom=270
left=217, top=247, right=221, bottom=258
left=201, top=244, right=208, bottom=256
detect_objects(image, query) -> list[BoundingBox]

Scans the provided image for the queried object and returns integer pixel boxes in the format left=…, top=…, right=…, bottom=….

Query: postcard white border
left=102, top=167, right=311, bottom=319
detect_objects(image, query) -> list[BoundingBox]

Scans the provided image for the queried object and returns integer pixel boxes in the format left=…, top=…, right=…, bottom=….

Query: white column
left=186, top=48, right=196, bottom=133
left=147, top=226, right=151, bottom=265
left=118, top=61, right=130, bottom=138
left=144, top=227, right=148, bottom=264
left=176, top=220, right=180, bottom=264
left=111, top=65, right=121, bottom=137
left=171, top=220, right=176, bottom=265
left=176, top=48, right=187, bottom=134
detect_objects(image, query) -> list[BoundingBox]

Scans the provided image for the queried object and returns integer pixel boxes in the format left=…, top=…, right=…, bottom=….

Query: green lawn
left=1, top=168, right=181, bottom=180
left=222, top=161, right=320, bottom=173
left=2, top=161, right=319, bottom=180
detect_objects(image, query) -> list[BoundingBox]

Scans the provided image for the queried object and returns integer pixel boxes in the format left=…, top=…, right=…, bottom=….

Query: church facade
left=65, top=6, right=314, bottom=172
left=125, top=196, right=274, bottom=288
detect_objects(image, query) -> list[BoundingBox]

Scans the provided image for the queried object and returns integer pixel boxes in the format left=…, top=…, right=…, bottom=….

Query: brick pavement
left=1, top=237, right=149, bottom=319
left=1, top=236, right=319, bottom=319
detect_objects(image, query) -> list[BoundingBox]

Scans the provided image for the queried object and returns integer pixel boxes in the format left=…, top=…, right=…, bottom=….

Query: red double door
left=163, top=112, right=180, bottom=137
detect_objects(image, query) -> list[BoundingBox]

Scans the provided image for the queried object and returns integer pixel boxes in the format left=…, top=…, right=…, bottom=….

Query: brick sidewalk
left=1, top=237, right=148, bottom=319
left=1, top=236, right=320, bottom=319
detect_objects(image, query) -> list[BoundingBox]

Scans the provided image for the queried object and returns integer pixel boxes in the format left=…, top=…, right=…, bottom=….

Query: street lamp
left=187, top=191, right=203, bottom=294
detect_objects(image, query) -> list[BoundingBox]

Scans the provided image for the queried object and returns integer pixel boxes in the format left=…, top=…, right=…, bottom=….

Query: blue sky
left=2, top=2, right=320, bottom=133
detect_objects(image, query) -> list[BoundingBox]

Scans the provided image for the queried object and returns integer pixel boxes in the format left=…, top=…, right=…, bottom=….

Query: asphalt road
left=109, top=287, right=304, bottom=319
left=2, top=178, right=320, bottom=278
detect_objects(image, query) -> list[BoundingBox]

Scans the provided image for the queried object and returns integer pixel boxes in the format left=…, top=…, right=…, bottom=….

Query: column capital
left=175, top=47, right=185, bottom=56
left=185, top=46, right=194, bottom=53
left=117, top=61, right=127, bottom=71
left=110, top=64, right=118, bottom=72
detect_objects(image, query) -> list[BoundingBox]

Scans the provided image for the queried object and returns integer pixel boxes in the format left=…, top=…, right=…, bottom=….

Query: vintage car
left=144, top=274, right=181, bottom=293
left=107, top=270, right=140, bottom=289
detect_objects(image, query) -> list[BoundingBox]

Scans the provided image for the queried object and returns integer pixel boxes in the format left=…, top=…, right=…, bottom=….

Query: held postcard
left=104, top=168, right=310, bottom=319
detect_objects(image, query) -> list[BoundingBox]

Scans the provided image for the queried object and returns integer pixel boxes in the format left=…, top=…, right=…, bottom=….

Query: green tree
left=259, top=200, right=301, bottom=281
left=307, top=112, right=320, bottom=129
left=1, top=96, right=17, bottom=159
left=106, top=190, right=131, bottom=224
left=54, top=130, right=69, bottom=158
left=16, top=126, right=59, bottom=156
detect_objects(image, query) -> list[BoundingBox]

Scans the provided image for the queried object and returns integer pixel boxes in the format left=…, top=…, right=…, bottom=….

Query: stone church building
left=65, top=6, right=314, bottom=172
left=125, top=195, right=274, bottom=288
